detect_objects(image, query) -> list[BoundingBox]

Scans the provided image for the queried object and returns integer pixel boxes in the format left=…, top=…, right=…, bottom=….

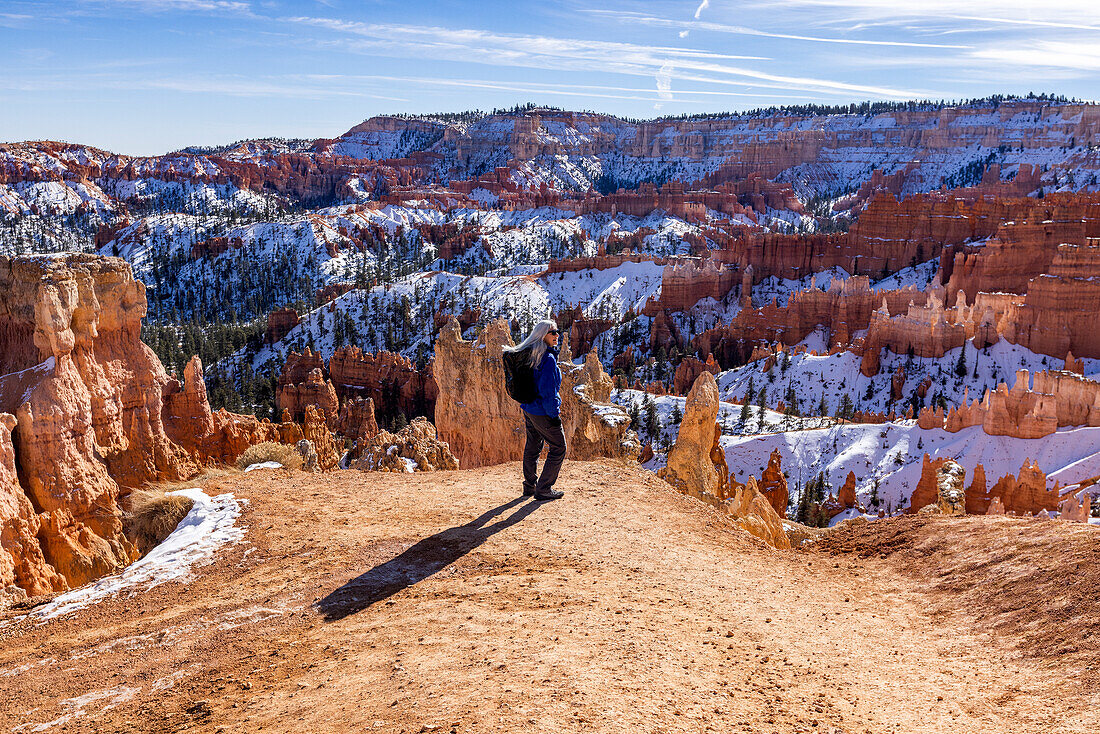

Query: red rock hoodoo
left=0, top=254, right=330, bottom=600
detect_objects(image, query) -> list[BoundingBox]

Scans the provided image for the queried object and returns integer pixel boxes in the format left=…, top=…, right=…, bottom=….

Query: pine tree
left=643, top=396, right=660, bottom=440
left=738, top=398, right=751, bottom=428
left=955, top=341, right=968, bottom=378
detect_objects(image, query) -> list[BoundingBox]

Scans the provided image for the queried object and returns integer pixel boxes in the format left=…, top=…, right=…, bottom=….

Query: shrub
left=124, top=489, right=194, bottom=555
left=234, top=441, right=304, bottom=471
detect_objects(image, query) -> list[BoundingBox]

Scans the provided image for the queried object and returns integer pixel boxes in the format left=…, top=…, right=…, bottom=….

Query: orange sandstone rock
left=838, top=471, right=858, bottom=510
left=277, top=365, right=339, bottom=427
left=347, top=416, right=458, bottom=472
left=758, top=448, right=789, bottom=517
left=265, top=307, right=299, bottom=344
left=989, top=459, right=1059, bottom=516
left=433, top=318, right=638, bottom=469
left=673, top=354, right=720, bottom=396
left=0, top=254, right=323, bottom=598
left=659, top=372, right=789, bottom=549
left=334, top=397, right=379, bottom=442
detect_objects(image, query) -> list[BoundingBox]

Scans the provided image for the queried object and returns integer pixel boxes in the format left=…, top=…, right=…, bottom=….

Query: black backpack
left=502, top=347, right=539, bottom=404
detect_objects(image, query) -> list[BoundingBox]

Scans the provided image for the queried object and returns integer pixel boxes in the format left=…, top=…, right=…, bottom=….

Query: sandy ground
left=0, top=460, right=1097, bottom=733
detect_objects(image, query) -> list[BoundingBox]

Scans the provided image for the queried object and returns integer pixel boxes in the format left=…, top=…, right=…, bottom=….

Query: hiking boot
left=533, top=489, right=564, bottom=501
left=522, top=486, right=535, bottom=497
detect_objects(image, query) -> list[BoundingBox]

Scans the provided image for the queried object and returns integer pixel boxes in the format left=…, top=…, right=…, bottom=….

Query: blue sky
left=2, top=0, right=1099, bottom=155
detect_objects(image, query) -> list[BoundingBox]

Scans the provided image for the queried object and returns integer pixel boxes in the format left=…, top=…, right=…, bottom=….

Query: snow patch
left=22, top=488, right=245, bottom=623
left=244, top=461, right=283, bottom=473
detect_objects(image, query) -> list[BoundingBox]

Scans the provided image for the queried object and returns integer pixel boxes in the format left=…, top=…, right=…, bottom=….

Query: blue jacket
left=521, top=347, right=562, bottom=417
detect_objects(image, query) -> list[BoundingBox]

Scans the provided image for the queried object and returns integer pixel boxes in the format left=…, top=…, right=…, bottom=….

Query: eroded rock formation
left=347, top=416, right=459, bottom=472
left=757, top=449, right=789, bottom=518
left=910, top=453, right=1059, bottom=517
left=0, top=254, right=335, bottom=599
left=334, top=397, right=379, bottom=442
left=673, top=354, right=720, bottom=396
left=277, top=362, right=339, bottom=427
left=328, top=346, right=436, bottom=420
left=434, top=318, right=639, bottom=468
left=658, top=372, right=789, bottom=549
left=917, top=369, right=1100, bottom=439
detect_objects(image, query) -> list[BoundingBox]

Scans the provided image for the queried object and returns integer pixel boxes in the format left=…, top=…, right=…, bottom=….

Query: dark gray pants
left=522, top=412, right=567, bottom=494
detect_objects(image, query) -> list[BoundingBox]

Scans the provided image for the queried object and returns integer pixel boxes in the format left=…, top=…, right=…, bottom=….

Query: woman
left=506, top=320, right=566, bottom=501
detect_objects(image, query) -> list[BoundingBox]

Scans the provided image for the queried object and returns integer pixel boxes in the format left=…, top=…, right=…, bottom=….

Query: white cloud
left=694, top=0, right=711, bottom=20
left=969, top=40, right=1100, bottom=72
left=655, top=61, right=674, bottom=109
left=586, top=10, right=971, bottom=48
left=89, top=0, right=252, bottom=13
left=285, top=16, right=924, bottom=99
left=756, top=0, right=1100, bottom=29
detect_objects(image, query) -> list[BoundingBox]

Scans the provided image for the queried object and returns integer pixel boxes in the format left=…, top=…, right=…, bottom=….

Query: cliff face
left=277, top=361, right=339, bottom=428
left=328, top=346, right=436, bottom=420
left=659, top=372, right=789, bottom=549
left=693, top=275, right=929, bottom=367
left=0, top=254, right=323, bottom=598
left=909, top=453, right=1058, bottom=516
left=917, top=369, right=1100, bottom=439
left=0, top=412, right=65, bottom=600
left=0, top=255, right=191, bottom=592
left=433, top=318, right=638, bottom=469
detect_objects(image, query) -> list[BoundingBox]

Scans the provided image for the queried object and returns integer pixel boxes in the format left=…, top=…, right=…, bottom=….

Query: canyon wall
left=917, top=369, right=1100, bottom=439
left=0, top=254, right=328, bottom=599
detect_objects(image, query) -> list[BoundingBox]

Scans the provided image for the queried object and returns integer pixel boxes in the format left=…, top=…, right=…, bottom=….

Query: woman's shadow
left=316, top=497, right=542, bottom=621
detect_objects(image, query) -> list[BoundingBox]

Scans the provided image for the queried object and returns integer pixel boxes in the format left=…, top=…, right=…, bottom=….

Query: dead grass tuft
left=235, top=442, right=303, bottom=471
left=124, top=489, right=195, bottom=555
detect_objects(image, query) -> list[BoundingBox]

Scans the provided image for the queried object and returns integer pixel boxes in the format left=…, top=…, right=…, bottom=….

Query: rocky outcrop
left=434, top=318, right=639, bottom=468
left=334, top=397, right=379, bottom=442
left=659, top=373, right=725, bottom=501
left=757, top=448, right=789, bottom=518
left=1059, top=493, right=1092, bottom=523
left=328, top=346, right=436, bottom=421
left=935, top=462, right=967, bottom=516
left=988, top=459, right=1058, bottom=516
left=265, top=307, right=299, bottom=344
left=693, top=275, right=929, bottom=368
left=0, top=413, right=65, bottom=600
left=912, top=458, right=966, bottom=516
left=910, top=453, right=1058, bottom=516
left=673, top=354, right=720, bottom=396
left=433, top=319, right=528, bottom=468
left=909, top=455, right=958, bottom=514
left=645, top=259, right=739, bottom=314
left=917, top=369, right=1100, bottom=439
left=0, top=254, right=332, bottom=599
left=277, top=364, right=339, bottom=427
left=837, top=471, right=858, bottom=510
left=562, top=351, right=643, bottom=461
left=347, top=417, right=459, bottom=472
left=0, top=254, right=189, bottom=591
left=659, top=373, right=789, bottom=549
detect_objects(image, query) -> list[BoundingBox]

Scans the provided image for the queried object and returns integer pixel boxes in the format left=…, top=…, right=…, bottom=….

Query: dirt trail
left=0, top=460, right=1096, bottom=733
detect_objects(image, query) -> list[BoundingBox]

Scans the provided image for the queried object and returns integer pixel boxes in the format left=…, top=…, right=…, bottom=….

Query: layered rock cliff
left=917, top=369, right=1100, bottom=439
left=0, top=254, right=331, bottom=598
